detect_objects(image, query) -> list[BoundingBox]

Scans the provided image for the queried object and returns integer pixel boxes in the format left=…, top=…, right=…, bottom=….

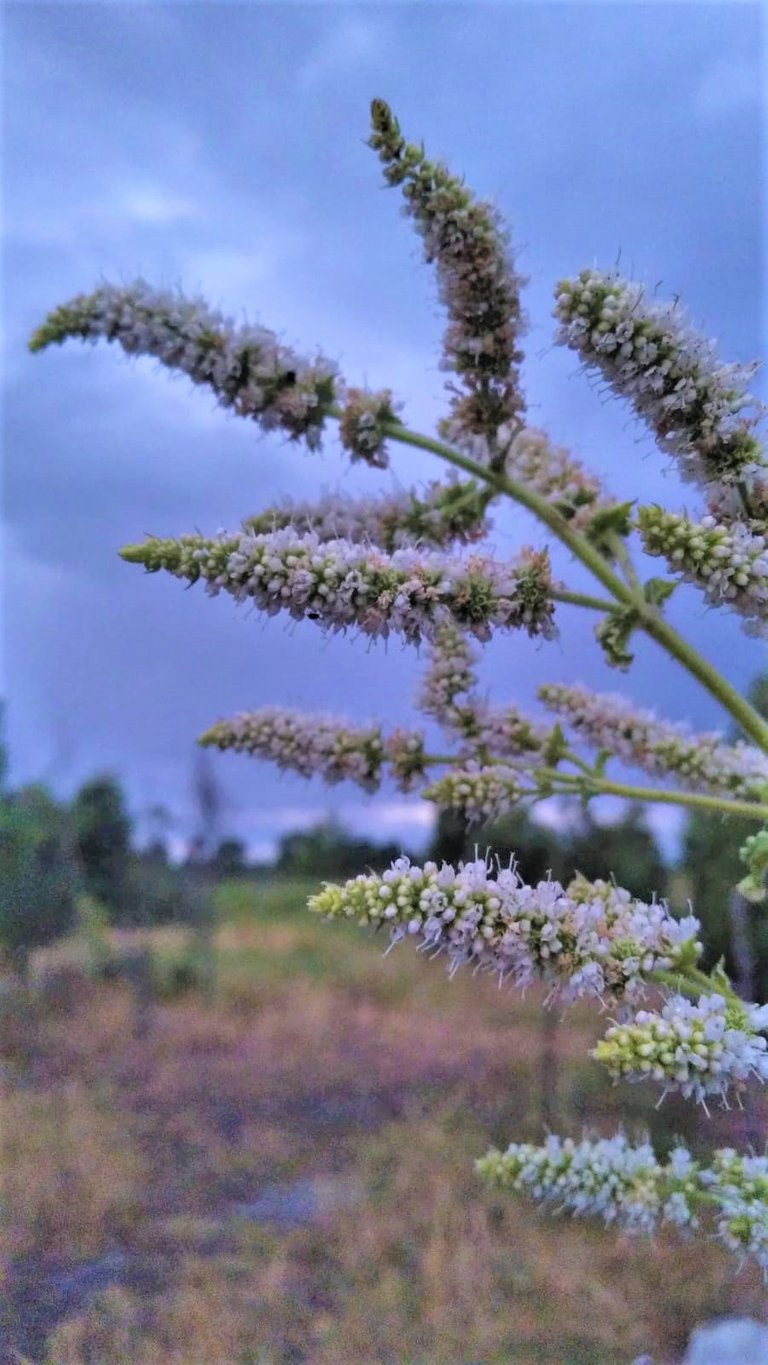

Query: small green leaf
left=643, top=577, right=678, bottom=607
left=584, top=501, right=635, bottom=551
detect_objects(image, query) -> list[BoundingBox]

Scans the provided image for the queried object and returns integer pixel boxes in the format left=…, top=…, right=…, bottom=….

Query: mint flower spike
left=29, top=280, right=396, bottom=467
left=369, top=98, right=527, bottom=448
left=423, top=763, right=524, bottom=822
left=595, top=992, right=768, bottom=1106
left=538, top=682, right=768, bottom=802
left=554, top=268, right=765, bottom=498
left=638, top=506, right=768, bottom=638
left=200, top=708, right=427, bottom=793
left=441, top=419, right=623, bottom=537
left=309, top=856, right=701, bottom=1004
left=418, top=622, right=549, bottom=761
left=477, top=1133, right=688, bottom=1236
left=119, top=528, right=557, bottom=646
left=478, top=1134, right=768, bottom=1273
left=243, top=479, right=491, bottom=553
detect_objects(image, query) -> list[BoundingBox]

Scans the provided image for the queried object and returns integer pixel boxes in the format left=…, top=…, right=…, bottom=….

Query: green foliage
left=72, top=774, right=133, bottom=917
left=0, top=783, right=79, bottom=969
left=276, top=819, right=404, bottom=879
left=211, top=837, right=248, bottom=878
left=566, top=804, right=667, bottom=902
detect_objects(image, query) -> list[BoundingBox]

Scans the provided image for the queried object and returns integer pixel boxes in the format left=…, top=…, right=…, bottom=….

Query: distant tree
left=276, top=819, right=402, bottom=879
left=211, top=837, right=248, bottom=878
left=566, top=804, right=667, bottom=903
left=0, top=782, right=78, bottom=974
left=428, top=807, right=470, bottom=868
left=473, top=806, right=575, bottom=886
left=71, top=774, right=133, bottom=918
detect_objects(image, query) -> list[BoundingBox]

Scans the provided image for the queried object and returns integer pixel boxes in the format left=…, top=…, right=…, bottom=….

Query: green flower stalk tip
left=119, top=543, right=152, bottom=564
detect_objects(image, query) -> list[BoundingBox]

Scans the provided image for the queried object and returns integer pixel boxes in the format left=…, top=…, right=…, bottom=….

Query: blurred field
left=3, top=878, right=767, bottom=1364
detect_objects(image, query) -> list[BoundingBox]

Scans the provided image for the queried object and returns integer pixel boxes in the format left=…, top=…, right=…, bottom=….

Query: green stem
left=335, top=412, right=768, bottom=753
left=639, top=610, right=768, bottom=752
left=535, top=767, right=768, bottom=823
left=650, top=969, right=709, bottom=1002
left=550, top=588, right=615, bottom=612
left=607, top=531, right=643, bottom=593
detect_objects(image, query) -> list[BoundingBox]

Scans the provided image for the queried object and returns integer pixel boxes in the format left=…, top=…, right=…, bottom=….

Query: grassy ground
left=2, top=878, right=767, bottom=1364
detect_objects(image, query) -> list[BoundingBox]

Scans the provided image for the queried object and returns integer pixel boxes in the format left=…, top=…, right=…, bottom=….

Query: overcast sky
left=3, top=2, right=763, bottom=859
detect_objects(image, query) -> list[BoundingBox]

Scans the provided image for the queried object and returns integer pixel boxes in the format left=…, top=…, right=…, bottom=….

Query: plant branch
left=533, top=766, right=768, bottom=823
left=330, top=410, right=768, bottom=753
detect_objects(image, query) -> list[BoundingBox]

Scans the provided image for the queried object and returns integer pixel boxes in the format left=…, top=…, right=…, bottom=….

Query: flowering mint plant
left=31, top=101, right=768, bottom=1271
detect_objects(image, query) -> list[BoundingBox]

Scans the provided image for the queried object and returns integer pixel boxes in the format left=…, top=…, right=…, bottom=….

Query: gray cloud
left=4, top=2, right=762, bottom=855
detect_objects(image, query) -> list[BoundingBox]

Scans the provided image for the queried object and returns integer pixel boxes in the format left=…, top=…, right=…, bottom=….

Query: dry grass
left=4, top=878, right=767, bottom=1364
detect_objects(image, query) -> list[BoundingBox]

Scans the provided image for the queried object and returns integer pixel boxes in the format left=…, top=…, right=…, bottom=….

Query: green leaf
left=643, top=577, right=678, bottom=607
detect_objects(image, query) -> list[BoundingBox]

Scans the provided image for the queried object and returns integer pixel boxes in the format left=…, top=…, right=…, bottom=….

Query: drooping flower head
left=29, top=280, right=399, bottom=467
left=478, top=1133, right=768, bottom=1273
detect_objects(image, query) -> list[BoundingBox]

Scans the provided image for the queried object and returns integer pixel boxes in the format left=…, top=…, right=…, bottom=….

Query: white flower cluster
left=554, top=269, right=764, bottom=493
left=198, top=707, right=427, bottom=793
left=539, top=682, right=768, bottom=802
left=121, top=528, right=557, bottom=646
left=638, top=507, right=768, bottom=638
left=29, top=281, right=402, bottom=467
left=419, top=624, right=548, bottom=760
left=369, top=99, right=527, bottom=445
left=243, top=480, right=490, bottom=553
left=594, top=993, right=768, bottom=1104
left=29, top=281, right=341, bottom=451
left=478, top=1135, right=768, bottom=1272
left=707, top=1149, right=768, bottom=1269
left=308, top=856, right=701, bottom=1002
left=422, top=764, right=523, bottom=822
left=477, top=1133, right=690, bottom=1235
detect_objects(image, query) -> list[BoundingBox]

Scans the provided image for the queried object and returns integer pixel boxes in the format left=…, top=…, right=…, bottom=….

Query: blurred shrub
left=71, top=774, right=133, bottom=919
left=276, top=818, right=404, bottom=879
left=0, top=782, right=79, bottom=975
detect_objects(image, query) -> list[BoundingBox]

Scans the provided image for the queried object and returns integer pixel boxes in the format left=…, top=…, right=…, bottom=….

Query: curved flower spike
left=478, top=1133, right=768, bottom=1273
left=554, top=268, right=765, bottom=498
left=243, top=480, right=490, bottom=553
left=30, top=280, right=397, bottom=467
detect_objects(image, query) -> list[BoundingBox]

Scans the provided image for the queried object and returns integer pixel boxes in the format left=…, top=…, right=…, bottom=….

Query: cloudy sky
left=4, top=1, right=763, bottom=859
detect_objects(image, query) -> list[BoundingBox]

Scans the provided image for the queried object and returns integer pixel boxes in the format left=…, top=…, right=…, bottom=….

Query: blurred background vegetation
left=2, top=688, right=767, bottom=1363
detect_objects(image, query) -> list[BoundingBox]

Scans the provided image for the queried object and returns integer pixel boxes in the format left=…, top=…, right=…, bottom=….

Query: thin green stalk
left=639, top=610, right=768, bottom=752
left=535, top=766, right=768, bottom=823
left=550, top=588, right=615, bottom=612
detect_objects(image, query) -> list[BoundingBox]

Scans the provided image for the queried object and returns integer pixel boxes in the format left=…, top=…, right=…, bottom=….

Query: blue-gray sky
left=3, top=2, right=764, bottom=858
